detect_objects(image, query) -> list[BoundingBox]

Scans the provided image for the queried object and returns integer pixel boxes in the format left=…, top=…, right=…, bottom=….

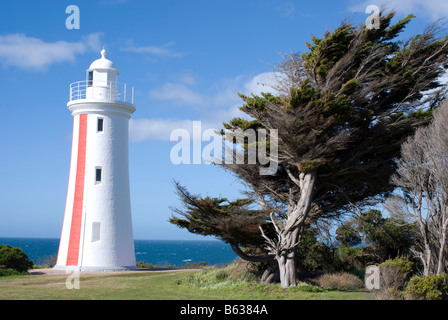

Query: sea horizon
left=0, top=237, right=237, bottom=267
left=0, top=236, right=223, bottom=241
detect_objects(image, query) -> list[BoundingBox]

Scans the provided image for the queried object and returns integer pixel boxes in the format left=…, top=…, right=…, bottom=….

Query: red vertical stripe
left=66, top=114, right=88, bottom=266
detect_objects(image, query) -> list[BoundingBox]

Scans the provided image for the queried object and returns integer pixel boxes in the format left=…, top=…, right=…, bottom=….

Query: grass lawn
left=0, top=269, right=375, bottom=300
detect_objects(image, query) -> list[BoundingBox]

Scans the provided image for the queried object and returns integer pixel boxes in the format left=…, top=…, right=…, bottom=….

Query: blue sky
left=0, top=0, right=446, bottom=240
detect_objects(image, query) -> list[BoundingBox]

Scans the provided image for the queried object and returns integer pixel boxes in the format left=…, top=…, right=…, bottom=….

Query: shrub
left=405, top=274, right=448, bottom=300
left=376, top=288, right=404, bottom=300
left=0, top=245, right=34, bottom=272
left=176, top=267, right=243, bottom=289
left=35, top=254, right=57, bottom=268
left=136, top=261, right=152, bottom=269
left=288, top=282, right=327, bottom=293
left=215, top=270, right=230, bottom=281
left=182, top=261, right=209, bottom=269
left=225, top=259, right=260, bottom=282
left=379, top=257, right=413, bottom=290
left=313, top=272, right=364, bottom=291
left=0, top=268, right=26, bottom=277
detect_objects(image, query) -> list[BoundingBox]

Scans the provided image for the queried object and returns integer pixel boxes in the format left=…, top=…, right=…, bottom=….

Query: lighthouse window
left=88, top=71, right=93, bottom=87
left=97, top=118, right=104, bottom=132
left=91, top=222, right=101, bottom=242
left=95, top=167, right=102, bottom=183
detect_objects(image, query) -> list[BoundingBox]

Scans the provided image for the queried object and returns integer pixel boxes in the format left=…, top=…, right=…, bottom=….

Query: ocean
left=0, top=238, right=237, bottom=267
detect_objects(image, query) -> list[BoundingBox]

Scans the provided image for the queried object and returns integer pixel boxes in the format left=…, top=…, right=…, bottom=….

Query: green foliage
left=222, top=117, right=262, bottom=131
left=0, top=245, right=33, bottom=273
left=405, top=274, right=448, bottom=300
left=336, top=245, right=366, bottom=271
left=302, top=23, right=356, bottom=80
left=336, top=223, right=362, bottom=247
left=236, top=92, right=283, bottom=115
left=136, top=261, right=152, bottom=269
left=386, top=108, right=434, bottom=124
left=339, top=78, right=360, bottom=96
left=176, top=264, right=259, bottom=290
left=215, top=270, right=230, bottom=281
left=0, top=268, right=26, bottom=277
left=379, top=257, right=414, bottom=291
left=335, top=210, right=417, bottom=266
left=379, top=257, right=413, bottom=275
left=297, top=161, right=325, bottom=173
left=169, top=182, right=273, bottom=249
left=289, top=79, right=319, bottom=106
left=288, top=282, right=329, bottom=293
left=296, top=228, right=341, bottom=273
left=182, top=261, right=209, bottom=269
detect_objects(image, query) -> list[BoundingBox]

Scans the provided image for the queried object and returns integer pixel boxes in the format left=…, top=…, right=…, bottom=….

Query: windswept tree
left=386, top=102, right=448, bottom=276
left=169, top=182, right=279, bottom=282
left=169, top=181, right=273, bottom=255
left=171, top=11, right=448, bottom=288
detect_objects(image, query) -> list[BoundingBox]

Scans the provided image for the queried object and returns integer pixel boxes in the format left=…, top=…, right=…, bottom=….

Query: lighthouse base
left=53, top=265, right=138, bottom=272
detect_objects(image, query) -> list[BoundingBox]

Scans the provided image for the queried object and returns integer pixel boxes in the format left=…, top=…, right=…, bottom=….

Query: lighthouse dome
left=88, top=49, right=119, bottom=74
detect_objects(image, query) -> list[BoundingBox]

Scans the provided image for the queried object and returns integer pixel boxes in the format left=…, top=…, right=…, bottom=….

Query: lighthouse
left=55, top=49, right=137, bottom=271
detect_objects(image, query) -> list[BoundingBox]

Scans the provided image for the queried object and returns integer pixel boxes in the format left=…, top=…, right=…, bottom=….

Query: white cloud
left=0, top=33, right=101, bottom=70
left=130, top=118, right=193, bottom=142
left=130, top=72, right=281, bottom=142
left=244, top=72, right=284, bottom=96
left=130, top=117, right=225, bottom=143
left=275, top=2, right=295, bottom=17
left=177, top=73, right=197, bottom=86
left=148, top=72, right=281, bottom=111
left=121, top=42, right=186, bottom=58
left=348, top=0, right=448, bottom=20
left=149, top=83, right=205, bottom=107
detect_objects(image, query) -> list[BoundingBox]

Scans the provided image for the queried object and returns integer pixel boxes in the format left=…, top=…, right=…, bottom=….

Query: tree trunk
left=229, top=242, right=274, bottom=263
left=277, top=171, right=317, bottom=289
left=260, top=260, right=280, bottom=284
left=422, top=229, right=432, bottom=276
left=437, top=224, right=447, bottom=275
left=229, top=242, right=280, bottom=284
left=277, top=248, right=297, bottom=288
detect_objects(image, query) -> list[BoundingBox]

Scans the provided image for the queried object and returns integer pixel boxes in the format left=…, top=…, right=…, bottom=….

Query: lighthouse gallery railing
left=69, top=81, right=134, bottom=104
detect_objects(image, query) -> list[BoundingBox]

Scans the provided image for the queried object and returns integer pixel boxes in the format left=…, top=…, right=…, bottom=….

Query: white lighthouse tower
left=55, top=49, right=137, bottom=271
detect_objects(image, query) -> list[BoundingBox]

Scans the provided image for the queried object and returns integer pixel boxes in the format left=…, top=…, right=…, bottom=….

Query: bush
left=0, top=245, right=34, bottom=272
left=288, top=282, right=328, bottom=293
left=405, top=274, right=448, bottom=300
left=313, top=272, right=364, bottom=291
left=376, top=288, right=404, bottom=300
left=136, top=261, right=152, bottom=269
left=225, top=259, right=260, bottom=282
left=215, top=270, right=230, bottom=281
left=379, top=257, right=413, bottom=290
left=176, top=267, right=240, bottom=289
left=35, top=254, right=57, bottom=268
left=183, top=261, right=209, bottom=269
left=136, top=261, right=178, bottom=269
